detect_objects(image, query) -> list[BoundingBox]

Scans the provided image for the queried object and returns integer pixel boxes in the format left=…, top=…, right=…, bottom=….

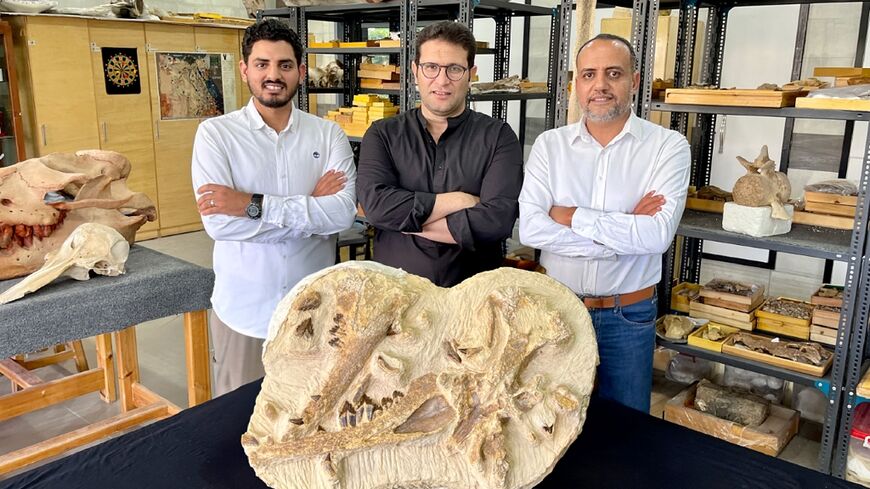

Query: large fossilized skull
left=732, top=145, right=792, bottom=220
left=243, top=262, right=598, bottom=489
left=0, top=150, right=155, bottom=280
left=0, top=222, right=129, bottom=304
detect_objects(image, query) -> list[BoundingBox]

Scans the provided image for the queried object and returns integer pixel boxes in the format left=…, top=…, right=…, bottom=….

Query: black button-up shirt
left=358, top=108, right=523, bottom=287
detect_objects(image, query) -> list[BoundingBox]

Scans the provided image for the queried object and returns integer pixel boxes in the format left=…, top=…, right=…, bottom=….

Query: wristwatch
left=245, top=193, right=263, bottom=220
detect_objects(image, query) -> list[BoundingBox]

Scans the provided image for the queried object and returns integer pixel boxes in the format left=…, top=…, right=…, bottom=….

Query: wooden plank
left=804, top=191, right=858, bottom=206
left=0, top=369, right=104, bottom=422
left=813, top=66, right=870, bottom=77
left=95, top=333, right=116, bottom=403
left=686, top=197, right=725, bottom=213
left=700, top=296, right=762, bottom=313
left=795, top=97, right=870, bottom=111
left=755, top=308, right=812, bottom=329
left=18, top=350, right=75, bottom=370
left=0, top=358, right=43, bottom=389
left=665, top=88, right=806, bottom=108
left=0, top=403, right=172, bottom=475
left=721, top=336, right=832, bottom=377
left=690, top=300, right=756, bottom=321
left=804, top=201, right=856, bottom=217
left=132, top=382, right=181, bottom=415
left=699, top=284, right=763, bottom=307
left=357, top=69, right=399, bottom=81
left=858, top=367, right=870, bottom=398
left=184, top=310, right=212, bottom=406
left=792, top=210, right=855, bottom=230
left=70, top=340, right=89, bottom=372
left=114, top=326, right=140, bottom=413
left=756, top=318, right=810, bottom=340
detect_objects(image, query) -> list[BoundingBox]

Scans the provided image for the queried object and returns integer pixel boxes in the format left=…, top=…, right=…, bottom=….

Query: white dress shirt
left=192, top=99, right=357, bottom=338
left=519, top=113, right=690, bottom=297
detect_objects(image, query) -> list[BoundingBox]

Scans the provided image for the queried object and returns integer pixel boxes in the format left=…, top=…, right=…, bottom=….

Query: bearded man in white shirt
left=519, top=34, right=690, bottom=413
left=191, top=19, right=357, bottom=397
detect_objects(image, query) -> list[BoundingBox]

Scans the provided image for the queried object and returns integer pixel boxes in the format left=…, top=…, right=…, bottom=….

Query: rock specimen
left=243, top=261, right=598, bottom=489
left=760, top=298, right=814, bottom=320
left=660, top=315, right=695, bottom=340
left=702, top=324, right=728, bottom=341
left=732, top=145, right=792, bottom=220
left=0, top=150, right=155, bottom=280
left=732, top=332, right=831, bottom=366
left=0, top=223, right=129, bottom=304
left=694, top=379, right=770, bottom=426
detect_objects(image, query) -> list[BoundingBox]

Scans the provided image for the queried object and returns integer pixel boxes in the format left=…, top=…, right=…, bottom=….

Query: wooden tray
left=664, top=384, right=799, bottom=457
left=689, top=299, right=756, bottom=330
left=792, top=210, right=854, bottom=230
left=812, top=307, right=841, bottom=328
left=721, top=334, right=833, bottom=377
left=755, top=297, right=814, bottom=328
left=813, top=67, right=870, bottom=77
left=339, top=41, right=379, bottom=48
left=811, top=285, right=844, bottom=308
left=756, top=318, right=810, bottom=340
left=665, top=88, right=807, bottom=108
left=310, top=41, right=340, bottom=48
left=671, top=282, right=700, bottom=314
left=795, top=97, right=870, bottom=111
left=687, top=323, right=740, bottom=352
left=805, top=191, right=859, bottom=207
left=699, top=281, right=765, bottom=311
left=811, top=325, right=838, bottom=346
left=804, top=201, right=856, bottom=217
left=686, top=196, right=725, bottom=213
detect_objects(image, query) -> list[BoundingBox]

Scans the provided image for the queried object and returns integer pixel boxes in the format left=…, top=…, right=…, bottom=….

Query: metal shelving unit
left=633, top=0, right=870, bottom=476
left=260, top=0, right=572, bottom=144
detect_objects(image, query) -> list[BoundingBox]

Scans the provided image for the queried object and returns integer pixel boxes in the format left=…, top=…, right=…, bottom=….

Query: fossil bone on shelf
left=0, top=222, right=129, bottom=304
left=731, top=145, right=792, bottom=220
left=243, top=261, right=598, bottom=489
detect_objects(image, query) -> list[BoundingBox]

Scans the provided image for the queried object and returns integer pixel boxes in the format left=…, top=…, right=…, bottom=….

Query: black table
left=1, top=379, right=857, bottom=489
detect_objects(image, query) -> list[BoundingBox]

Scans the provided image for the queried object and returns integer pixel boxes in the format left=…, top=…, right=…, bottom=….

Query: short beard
left=250, top=80, right=297, bottom=109
left=584, top=99, right=632, bottom=123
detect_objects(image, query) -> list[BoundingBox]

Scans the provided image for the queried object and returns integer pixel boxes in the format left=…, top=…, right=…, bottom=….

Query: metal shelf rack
left=633, top=0, right=870, bottom=476
left=259, top=0, right=572, bottom=144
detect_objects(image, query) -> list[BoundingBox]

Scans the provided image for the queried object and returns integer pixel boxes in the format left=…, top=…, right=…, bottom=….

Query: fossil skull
left=0, top=150, right=155, bottom=280
left=243, top=261, right=598, bottom=489
left=732, top=145, right=792, bottom=220
left=0, top=222, right=129, bottom=304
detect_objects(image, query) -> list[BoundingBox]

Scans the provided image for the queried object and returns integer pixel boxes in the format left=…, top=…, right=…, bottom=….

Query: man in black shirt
left=358, top=21, right=523, bottom=287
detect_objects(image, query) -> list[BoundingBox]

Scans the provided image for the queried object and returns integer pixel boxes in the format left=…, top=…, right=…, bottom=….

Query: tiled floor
left=0, top=230, right=823, bottom=480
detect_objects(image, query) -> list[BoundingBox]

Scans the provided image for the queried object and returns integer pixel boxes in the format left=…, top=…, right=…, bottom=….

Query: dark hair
left=576, top=33, right=637, bottom=72
left=415, top=21, right=476, bottom=68
left=242, top=18, right=303, bottom=65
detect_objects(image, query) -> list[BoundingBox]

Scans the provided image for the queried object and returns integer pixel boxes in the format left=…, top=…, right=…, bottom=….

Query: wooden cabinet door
left=144, top=23, right=201, bottom=236
left=89, top=20, right=159, bottom=238
left=23, top=17, right=99, bottom=154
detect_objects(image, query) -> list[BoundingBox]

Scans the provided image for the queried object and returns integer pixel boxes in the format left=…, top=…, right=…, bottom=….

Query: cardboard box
left=664, top=383, right=799, bottom=457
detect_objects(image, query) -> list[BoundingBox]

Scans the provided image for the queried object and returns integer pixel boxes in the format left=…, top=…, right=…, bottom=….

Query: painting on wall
left=155, top=52, right=237, bottom=120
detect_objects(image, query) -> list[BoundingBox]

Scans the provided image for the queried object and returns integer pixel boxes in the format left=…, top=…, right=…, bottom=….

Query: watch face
left=246, top=202, right=261, bottom=219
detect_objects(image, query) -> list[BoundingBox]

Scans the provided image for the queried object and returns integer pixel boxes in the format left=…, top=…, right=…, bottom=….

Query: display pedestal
left=722, top=202, right=793, bottom=237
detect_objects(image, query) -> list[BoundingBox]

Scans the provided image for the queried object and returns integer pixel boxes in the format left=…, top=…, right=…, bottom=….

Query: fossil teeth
left=289, top=418, right=304, bottom=425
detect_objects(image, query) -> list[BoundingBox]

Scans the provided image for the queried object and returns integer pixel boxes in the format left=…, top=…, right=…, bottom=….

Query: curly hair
left=242, top=18, right=303, bottom=65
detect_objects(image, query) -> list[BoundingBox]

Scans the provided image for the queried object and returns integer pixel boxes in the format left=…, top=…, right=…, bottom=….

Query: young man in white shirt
left=192, top=19, right=357, bottom=396
left=519, top=34, right=690, bottom=412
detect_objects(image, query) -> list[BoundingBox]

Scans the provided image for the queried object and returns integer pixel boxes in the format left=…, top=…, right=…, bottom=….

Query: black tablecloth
left=1, top=379, right=857, bottom=489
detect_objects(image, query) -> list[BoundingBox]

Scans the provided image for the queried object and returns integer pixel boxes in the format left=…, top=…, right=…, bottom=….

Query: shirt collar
left=244, top=97, right=298, bottom=134
left=574, top=111, right=644, bottom=146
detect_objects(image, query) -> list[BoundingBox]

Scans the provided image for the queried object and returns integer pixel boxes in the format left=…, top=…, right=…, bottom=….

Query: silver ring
left=210, top=199, right=215, bottom=207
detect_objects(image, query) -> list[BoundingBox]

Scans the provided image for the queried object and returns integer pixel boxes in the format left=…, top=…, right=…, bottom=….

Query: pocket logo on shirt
left=313, top=151, right=320, bottom=159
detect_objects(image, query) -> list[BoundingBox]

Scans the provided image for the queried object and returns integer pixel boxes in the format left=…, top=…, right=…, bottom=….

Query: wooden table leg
left=114, top=326, right=139, bottom=412
left=184, top=310, right=211, bottom=406
left=95, top=333, right=116, bottom=402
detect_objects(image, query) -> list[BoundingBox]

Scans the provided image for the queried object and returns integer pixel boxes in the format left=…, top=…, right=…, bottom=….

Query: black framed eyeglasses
left=417, top=62, right=468, bottom=81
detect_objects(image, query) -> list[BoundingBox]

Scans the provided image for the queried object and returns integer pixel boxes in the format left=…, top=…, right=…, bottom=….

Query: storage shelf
left=307, top=87, right=343, bottom=93
left=658, top=338, right=833, bottom=390
left=417, top=0, right=554, bottom=16
left=651, top=100, right=870, bottom=121
left=307, top=47, right=401, bottom=55
left=470, top=92, right=550, bottom=101
left=677, top=210, right=853, bottom=261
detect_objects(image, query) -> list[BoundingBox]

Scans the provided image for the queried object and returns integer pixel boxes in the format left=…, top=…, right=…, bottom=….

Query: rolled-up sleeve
left=357, top=125, right=436, bottom=232
left=446, top=124, right=523, bottom=250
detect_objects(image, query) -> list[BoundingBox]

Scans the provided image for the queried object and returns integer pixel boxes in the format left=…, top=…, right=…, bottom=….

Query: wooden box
left=689, top=299, right=756, bottom=330
left=699, top=280, right=765, bottom=312
left=792, top=210, right=854, bottom=230
left=805, top=191, right=858, bottom=207
left=811, top=325, right=838, bottom=346
left=671, top=282, right=700, bottom=313
left=664, top=384, right=799, bottom=457
left=310, top=41, right=340, bottom=48
left=721, top=334, right=833, bottom=377
left=339, top=41, right=378, bottom=48
left=813, top=66, right=870, bottom=77
left=376, top=39, right=401, bottom=48
left=686, top=196, right=725, bottom=213
left=812, top=285, right=845, bottom=308
left=755, top=298, right=814, bottom=340
left=665, top=88, right=807, bottom=108
left=795, top=97, right=870, bottom=111
left=812, top=306, right=841, bottom=328
left=687, top=323, right=740, bottom=352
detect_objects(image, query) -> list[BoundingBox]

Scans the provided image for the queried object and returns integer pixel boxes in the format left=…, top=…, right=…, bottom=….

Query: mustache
left=262, top=80, right=287, bottom=88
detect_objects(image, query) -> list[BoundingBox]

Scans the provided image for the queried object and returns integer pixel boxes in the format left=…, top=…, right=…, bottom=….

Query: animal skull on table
left=0, top=222, right=130, bottom=304
left=243, top=261, right=598, bottom=489
left=0, top=150, right=155, bottom=280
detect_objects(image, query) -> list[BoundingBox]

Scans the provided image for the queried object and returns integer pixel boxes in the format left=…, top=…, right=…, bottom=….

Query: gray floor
left=0, top=230, right=821, bottom=480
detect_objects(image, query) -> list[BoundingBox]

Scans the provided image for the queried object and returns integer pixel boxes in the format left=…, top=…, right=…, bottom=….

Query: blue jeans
left=587, top=295, right=657, bottom=413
